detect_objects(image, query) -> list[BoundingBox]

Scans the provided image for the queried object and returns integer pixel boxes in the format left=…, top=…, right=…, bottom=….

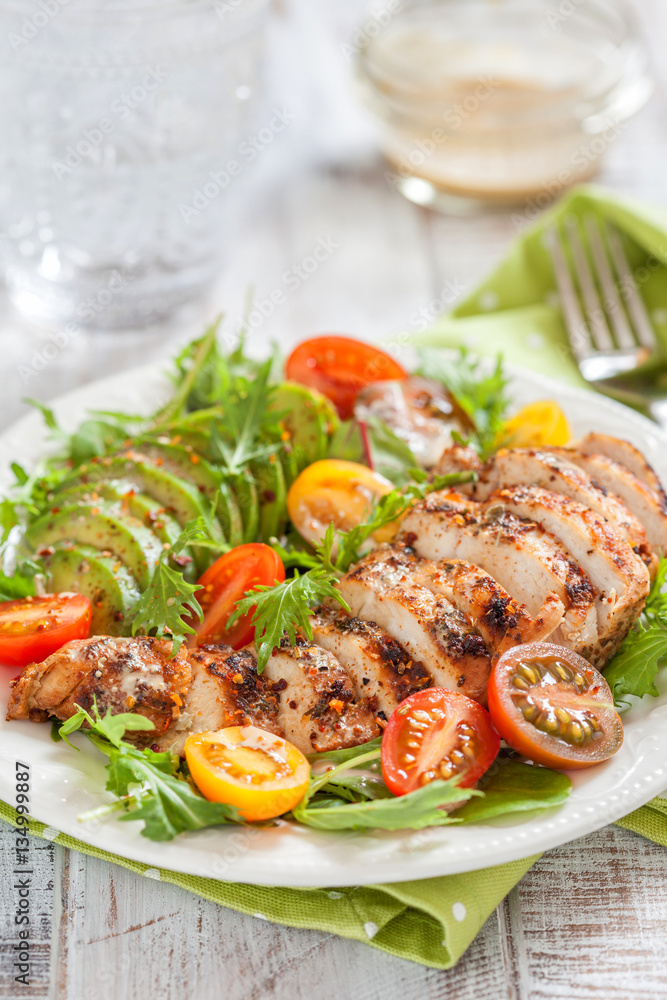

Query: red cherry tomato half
left=191, top=544, right=285, bottom=649
left=381, top=688, right=500, bottom=796
left=285, top=335, right=407, bottom=419
left=487, top=642, right=623, bottom=770
left=0, top=593, right=92, bottom=668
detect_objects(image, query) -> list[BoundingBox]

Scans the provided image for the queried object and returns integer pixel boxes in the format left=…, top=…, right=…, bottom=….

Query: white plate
left=1, top=362, right=667, bottom=887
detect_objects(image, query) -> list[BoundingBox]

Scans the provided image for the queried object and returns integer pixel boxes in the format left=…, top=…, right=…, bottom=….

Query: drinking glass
left=0, top=0, right=270, bottom=328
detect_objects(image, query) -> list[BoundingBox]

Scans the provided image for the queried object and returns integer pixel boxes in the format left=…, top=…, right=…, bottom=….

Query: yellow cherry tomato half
left=498, top=400, right=571, bottom=449
left=287, top=458, right=394, bottom=547
left=185, top=726, right=310, bottom=822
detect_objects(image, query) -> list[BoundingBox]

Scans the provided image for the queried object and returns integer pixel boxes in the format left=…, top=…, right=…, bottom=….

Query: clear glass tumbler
left=0, top=0, right=270, bottom=328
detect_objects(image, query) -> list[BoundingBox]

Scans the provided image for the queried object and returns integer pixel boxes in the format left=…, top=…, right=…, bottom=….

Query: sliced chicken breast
left=576, top=433, right=667, bottom=502
left=153, top=646, right=282, bottom=756
left=466, top=448, right=655, bottom=574
left=554, top=447, right=667, bottom=558
left=310, top=610, right=431, bottom=718
left=435, top=443, right=482, bottom=478
left=259, top=638, right=380, bottom=754
left=337, top=546, right=491, bottom=702
left=400, top=490, right=599, bottom=658
left=6, top=636, right=191, bottom=743
left=485, top=485, right=650, bottom=663
left=414, top=558, right=565, bottom=655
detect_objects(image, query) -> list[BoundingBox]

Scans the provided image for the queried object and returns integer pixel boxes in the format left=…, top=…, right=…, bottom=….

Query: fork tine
left=545, top=225, right=592, bottom=362
left=584, top=215, right=636, bottom=350
left=564, top=216, right=615, bottom=352
left=604, top=222, right=657, bottom=351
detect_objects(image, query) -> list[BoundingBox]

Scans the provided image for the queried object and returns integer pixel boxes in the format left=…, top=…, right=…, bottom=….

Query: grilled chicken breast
left=310, top=610, right=431, bottom=717
left=336, top=545, right=492, bottom=702
left=486, top=486, right=650, bottom=662
left=465, top=448, right=655, bottom=574
left=153, top=646, right=282, bottom=756
left=576, top=433, right=667, bottom=501
left=554, top=447, right=667, bottom=558
left=259, top=638, right=380, bottom=753
left=400, top=490, right=599, bottom=658
left=6, top=636, right=191, bottom=741
left=415, top=558, right=565, bottom=655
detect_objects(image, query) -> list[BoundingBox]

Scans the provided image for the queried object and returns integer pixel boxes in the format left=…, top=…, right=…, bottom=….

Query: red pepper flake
left=232, top=673, right=244, bottom=685
left=190, top=454, right=200, bottom=465
left=125, top=696, right=136, bottom=708
left=171, top=693, right=183, bottom=707
left=329, top=699, right=344, bottom=713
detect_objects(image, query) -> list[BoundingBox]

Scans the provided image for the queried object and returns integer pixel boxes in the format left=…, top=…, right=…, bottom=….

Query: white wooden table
left=2, top=1, right=667, bottom=996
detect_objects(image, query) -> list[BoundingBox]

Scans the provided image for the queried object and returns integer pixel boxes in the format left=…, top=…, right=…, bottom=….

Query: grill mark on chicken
left=576, top=433, right=667, bottom=509
left=6, top=636, right=191, bottom=742
left=258, top=637, right=380, bottom=753
left=152, top=645, right=282, bottom=756
left=310, top=609, right=431, bottom=716
left=550, top=446, right=667, bottom=560
left=462, top=447, right=655, bottom=575
left=400, top=490, right=599, bottom=658
left=337, top=545, right=492, bottom=702
left=485, top=485, right=650, bottom=663
left=424, top=558, right=565, bottom=654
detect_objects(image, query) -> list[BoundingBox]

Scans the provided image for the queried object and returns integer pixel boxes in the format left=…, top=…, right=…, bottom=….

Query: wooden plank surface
left=2, top=0, right=667, bottom=997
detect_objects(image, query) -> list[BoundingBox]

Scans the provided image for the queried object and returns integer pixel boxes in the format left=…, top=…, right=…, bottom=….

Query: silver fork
left=546, top=215, right=667, bottom=426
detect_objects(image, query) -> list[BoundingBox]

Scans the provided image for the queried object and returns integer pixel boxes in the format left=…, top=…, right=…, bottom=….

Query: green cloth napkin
left=4, top=184, right=667, bottom=970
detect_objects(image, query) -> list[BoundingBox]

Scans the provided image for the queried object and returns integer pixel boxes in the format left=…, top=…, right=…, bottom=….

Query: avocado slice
left=26, top=501, right=164, bottom=590
left=50, top=480, right=196, bottom=579
left=55, top=454, right=211, bottom=528
left=40, top=544, right=141, bottom=636
left=131, top=444, right=221, bottom=499
left=271, top=382, right=339, bottom=468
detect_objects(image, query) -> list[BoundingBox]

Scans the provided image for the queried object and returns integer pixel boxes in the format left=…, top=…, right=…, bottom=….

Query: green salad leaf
left=131, top=520, right=210, bottom=654
left=604, top=558, right=667, bottom=705
left=417, top=347, right=509, bottom=459
left=451, top=759, right=572, bottom=824
left=59, top=703, right=240, bottom=841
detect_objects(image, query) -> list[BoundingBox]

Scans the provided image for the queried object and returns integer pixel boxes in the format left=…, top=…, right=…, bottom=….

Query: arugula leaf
left=229, top=567, right=346, bottom=672
left=131, top=520, right=208, bottom=654
left=604, top=559, right=667, bottom=705
left=58, top=704, right=240, bottom=840
left=0, top=565, right=37, bottom=602
left=417, top=347, right=509, bottom=459
left=451, top=759, right=571, bottom=824
left=24, top=398, right=63, bottom=436
left=360, top=416, right=420, bottom=486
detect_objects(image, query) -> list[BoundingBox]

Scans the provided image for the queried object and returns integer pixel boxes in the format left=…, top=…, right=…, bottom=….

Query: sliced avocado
left=55, top=454, right=211, bottom=528
left=26, top=501, right=164, bottom=590
left=251, top=454, right=287, bottom=541
left=271, top=382, right=339, bottom=468
left=50, top=480, right=196, bottom=579
left=39, top=544, right=141, bottom=636
left=131, top=444, right=221, bottom=499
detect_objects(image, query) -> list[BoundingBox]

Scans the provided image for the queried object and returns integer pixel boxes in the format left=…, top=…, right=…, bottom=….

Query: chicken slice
left=413, top=558, right=565, bottom=655
left=485, top=485, right=650, bottom=663
left=310, top=610, right=431, bottom=718
left=465, top=448, right=655, bottom=574
left=153, top=646, right=282, bottom=756
left=434, top=443, right=483, bottom=478
left=259, top=638, right=380, bottom=754
left=336, top=546, right=491, bottom=702
left=400, top=490, right=599, bottom=658
left=553, top=447, right=667, bottom=558
left=576, top=433, right=667, bottom=501
left=6, top=636, right=191, bottom=742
